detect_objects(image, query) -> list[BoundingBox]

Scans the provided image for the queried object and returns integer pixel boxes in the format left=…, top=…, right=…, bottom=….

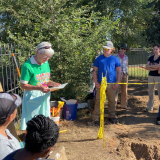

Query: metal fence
left=0, top=43, right=30, bottom=124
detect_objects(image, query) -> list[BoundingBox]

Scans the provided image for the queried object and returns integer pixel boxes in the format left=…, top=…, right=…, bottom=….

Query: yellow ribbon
left=97, top=76, right=107, bottom=148
left=59, top=130, right=67, bottom=133
left=108, top=82, right=160, bottom=85
left=18, top=136, right=24, bottom=148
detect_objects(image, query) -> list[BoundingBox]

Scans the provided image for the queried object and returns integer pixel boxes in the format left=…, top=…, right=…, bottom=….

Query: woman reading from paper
left=20, top=42, right=60, bottom=130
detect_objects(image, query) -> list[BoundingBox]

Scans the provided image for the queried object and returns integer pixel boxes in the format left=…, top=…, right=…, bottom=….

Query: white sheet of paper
left=49, top=83, right=68, bottom=90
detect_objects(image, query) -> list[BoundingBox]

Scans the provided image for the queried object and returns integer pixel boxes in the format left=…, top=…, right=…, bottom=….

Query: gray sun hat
left=0, top=92, right=22, bottom=120
left=103, top=41, right=114, bottom=49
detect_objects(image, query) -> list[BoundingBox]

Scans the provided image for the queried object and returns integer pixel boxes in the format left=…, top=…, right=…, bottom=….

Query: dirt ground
left=17, top=80, right=160, bottom=160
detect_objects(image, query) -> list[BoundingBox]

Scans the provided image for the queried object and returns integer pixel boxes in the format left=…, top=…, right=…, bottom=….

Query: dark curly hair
left=25, top=115, right=59, bottom=153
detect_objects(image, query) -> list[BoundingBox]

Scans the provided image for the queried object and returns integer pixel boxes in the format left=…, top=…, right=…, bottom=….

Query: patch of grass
left=15, top=121, right=21, bottom=130
left=128, top=66, right=148, bottom=79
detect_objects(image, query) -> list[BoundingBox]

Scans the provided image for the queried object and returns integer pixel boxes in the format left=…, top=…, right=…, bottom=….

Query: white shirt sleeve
left=20, top=79, right=29, bottom=84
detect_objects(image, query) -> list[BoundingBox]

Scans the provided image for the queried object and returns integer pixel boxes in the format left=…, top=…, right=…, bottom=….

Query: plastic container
left=63, top=100, right=78, bottom=120
left=50, top=101, right=59, bottom=108
left=66, top=99, right=78, bottom=105
left=51, top=116, right=60, bottom=126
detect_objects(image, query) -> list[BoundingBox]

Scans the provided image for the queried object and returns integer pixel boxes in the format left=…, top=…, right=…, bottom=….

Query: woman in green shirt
left=20, top=42, right=60, bottom=130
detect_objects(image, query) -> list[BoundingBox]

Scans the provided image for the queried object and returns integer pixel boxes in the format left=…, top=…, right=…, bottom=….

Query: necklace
left=154, top=55, right=159, bottom=61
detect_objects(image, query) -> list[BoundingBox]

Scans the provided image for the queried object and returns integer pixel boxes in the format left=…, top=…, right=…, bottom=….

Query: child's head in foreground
left=25, top=115, right=59, bottom=158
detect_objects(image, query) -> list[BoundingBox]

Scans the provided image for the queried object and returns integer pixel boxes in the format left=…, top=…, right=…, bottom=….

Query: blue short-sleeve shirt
left=93, top=55, right=121, bottom=83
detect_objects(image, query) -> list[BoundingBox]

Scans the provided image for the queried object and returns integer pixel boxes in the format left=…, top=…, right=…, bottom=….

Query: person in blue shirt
left=3, top=115, right=59, bottom=160
left=88, top=41, right=121, bottom=125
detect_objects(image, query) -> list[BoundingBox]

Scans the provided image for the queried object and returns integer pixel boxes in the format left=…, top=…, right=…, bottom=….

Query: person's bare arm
left=113, top=66, right=121, bottom=90
left=47, top=80, right=61, bottom=87
left=20, top=83, right=50, bottom=93
left=146, top=61, right=159, bottom=71
left=93, top=66, right=100, bottom=89
left=116, top=66, right=121, bottom=83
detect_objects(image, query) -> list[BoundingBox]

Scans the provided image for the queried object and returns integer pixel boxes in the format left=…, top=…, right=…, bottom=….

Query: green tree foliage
left=103, top=0, right=153, bottom=48
left=71, top=0, right=153, bottom=48
left=0, top=0, right=154, bottom=100
left=0, top=0, right=117, bottom=100
left=144, top=0, right=160, bottom=45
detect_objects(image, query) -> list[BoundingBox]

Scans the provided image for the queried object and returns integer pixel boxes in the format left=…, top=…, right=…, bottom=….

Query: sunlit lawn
left=128, top=66, right=148, bottom=78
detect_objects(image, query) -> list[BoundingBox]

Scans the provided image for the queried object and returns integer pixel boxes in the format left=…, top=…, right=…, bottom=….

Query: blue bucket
left=63, top=103, right=77, bottom=120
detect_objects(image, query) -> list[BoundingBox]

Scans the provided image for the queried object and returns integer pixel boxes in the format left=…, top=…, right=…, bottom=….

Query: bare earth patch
left=17, top=80, right=160, bottom=160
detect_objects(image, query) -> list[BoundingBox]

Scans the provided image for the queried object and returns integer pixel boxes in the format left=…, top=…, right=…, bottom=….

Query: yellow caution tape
left=17, top=136, right=24, bottom=148
left=108, top=82, right=160, bottom=85
left=97, top=74, right=107, bottom=148
left=96, top=73, right=159, bottom=147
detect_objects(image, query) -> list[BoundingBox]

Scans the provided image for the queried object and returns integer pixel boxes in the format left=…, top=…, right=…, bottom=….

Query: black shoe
left=117, top=101, right=121, bottom=104
left=156, top=117, right=160, bottom=125
left=108, top=118, right=118, bottom=124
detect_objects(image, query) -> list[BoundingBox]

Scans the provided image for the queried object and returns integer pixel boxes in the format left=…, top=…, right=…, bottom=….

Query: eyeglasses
left=41, top=54, right=51, bottom=59
left=38, top=46, right=52, bottom=50
left=120, top=48, right=126, bottom=50
left=104, top=48, right=110, bottom=51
